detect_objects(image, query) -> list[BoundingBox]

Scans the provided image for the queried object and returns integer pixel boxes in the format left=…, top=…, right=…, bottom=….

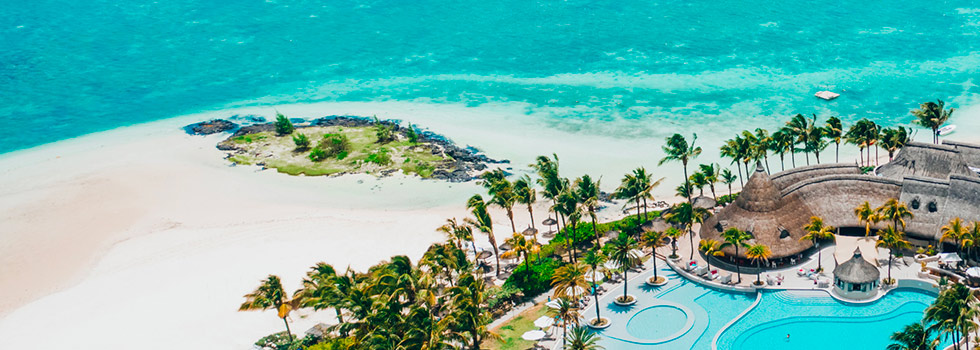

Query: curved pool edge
left=711, top=291, right=762, bottom=350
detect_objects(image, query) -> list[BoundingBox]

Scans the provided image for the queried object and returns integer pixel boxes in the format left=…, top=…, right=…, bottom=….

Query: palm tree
left=514, top=174, right=538, bottom=231
left=877, top=225, right=911, bottom=284
left=877, top=198, right=914, bottom=231
left=801, top=216, right=835, bottom=272
left=720, top=168, right=737, bottom=200
left=240, top=275, right=296, bottom=341
left=294, top=263, right=349, bottom=326
left=745, top=244, right=771, bottom=286
left=642, top=230, right=668, bottom=283
left=583, top=248, right=606, bottom=323
left=552, top=262, right=589, bottom=303
left=786, top=114, right=810, bottom=166
left=771, top=128, right=795, bottom=171
left=887, top=322, right=938, bottom=350
left=698, top=239, right=725, bottom=273
left=663, top=202, right=710, bottom=259
left=854, top=201, right=880, bottom=237
left=941, top=217, right=968, bottom=253
left=912, top=99, right=956, bottom=144
left=438, top=217, right=476, bottom=252
left=690, top=172, right=708, bottom=198
left=664, top=227, right=685, bottom=259
left=632, top=167, right=661, bottom=221
left=825, top=116, right=844, bottom=163
left=926, top=283, right=972, bottom=349
left=660, top=133, right=702, bottom=206
left=564, top=325, right=604, bottom=350
left=720, top=228, right=752, bottom=283
left=846, top=119, right=872, bottom=166
left=805, top=115, right=829, bottom=164
left=720, top=138, right=745, bottom=186
left=555, top=189, right=581, bottom=262
left=501, top=233, right=536, bottom=282
left=880, top=127, right=911, bottom=161
left=754, top=128, right=773, bottom=173
left=532, top=154, right=566, bottom=238
left=466, top=194, right=500, bottom=276
left=865, top=120, right=882, bottom=166
left=482, top=169, right=519, bottom=234
left=575, top=174, right=602, bottom=248
left=606, top=234, right=640, bottom=303
left=699, top=163, right=720, bottom=201
left=551, top=298, right=580, bottom=348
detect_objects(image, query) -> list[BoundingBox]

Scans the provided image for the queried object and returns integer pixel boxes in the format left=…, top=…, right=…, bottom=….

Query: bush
left=254, top=332, right=317, bottom=350
left=309, top=148, right=328, bottom=162
left=316, top=133, right=351, bottom=158
left=308, top=337, right=354, bottom=350
left=486, top=284, right=523, bottom=311
left=366, top=148, right=392, bottom=166
left=718, top=192, right=740, bottom=206
left=374, top=117, right=395, bottom=143
left=503, top=258, right=562, bottom=296
left=274, top=112, right=294, bottom=135
left=405, top=123, right=419, bottom=143
left=292, top=133, right=310, bottom=151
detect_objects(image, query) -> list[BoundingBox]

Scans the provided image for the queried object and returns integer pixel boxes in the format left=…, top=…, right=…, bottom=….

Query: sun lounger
left=718, top=274, right=732, bottom=284
left=766, top=274, right=776, bottom=285
left=707, top=270, right=720, bottom=280
left=695, top=266, right=708, bottom=276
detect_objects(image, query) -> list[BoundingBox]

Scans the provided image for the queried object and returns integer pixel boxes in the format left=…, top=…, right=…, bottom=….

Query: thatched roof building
left=834, top=248, right=880, bottom=284
left=701, top=140, right=980, bottom=260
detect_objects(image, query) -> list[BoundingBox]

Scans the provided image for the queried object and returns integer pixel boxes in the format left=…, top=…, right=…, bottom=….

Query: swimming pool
left=592, top=268, right=943, bottom=350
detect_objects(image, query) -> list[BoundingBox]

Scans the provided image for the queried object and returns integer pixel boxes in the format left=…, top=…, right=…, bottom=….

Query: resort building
left=701, top=141, right=980, bottom=265
left=833, top=248, right=881, bottom=300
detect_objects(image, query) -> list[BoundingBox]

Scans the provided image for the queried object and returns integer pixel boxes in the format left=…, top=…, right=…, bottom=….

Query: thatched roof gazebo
left=833, top=248, right=880, bottom=300
left=700, top=162, right=814, bottom=260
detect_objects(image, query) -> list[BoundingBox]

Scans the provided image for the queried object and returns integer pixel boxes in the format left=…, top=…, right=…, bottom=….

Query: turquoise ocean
left=2, top=0, right=980, bottom=154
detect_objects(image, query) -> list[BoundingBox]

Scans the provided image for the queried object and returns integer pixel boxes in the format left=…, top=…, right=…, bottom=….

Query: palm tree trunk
left=764, top=156, right=771, bottom=174
left=507, top=210, right=516, bottom=234
left=689, top=226, right=695, bottom=260
left=591, top=212, right=601, bottom=249
left=528, top=206, right=535, bottom=230
left=727, top=184, right=732, bottom=200
left=815, top=150, right=821, bottom=164
left=816, top=241, right=822, bottom=271
left=736, top=162, right=744, bottom=187
left=282, top=317, right=293, bottom=341
left=735, top=246, right=741, bottom=283
left=623, top=269, right=629, bottom=300
left=835, top=142, right=840, bottom=163
left=791, top=148, right=797, bottom=168
left=887, top=250, right=893, bottom=282
left=805, top=150, right=810, bottom=166
left=642, top=197, right=649, bottom=221
left=875, top=145, right=880, bottom=166
left=757, top=261, right=762, bottom=284
left=710, top=184, right=716, bottom=202
left=683, top=162, right=692, bottom=206
left=571, top=221, right=578, bottom=263
left=779, top=153, right=785, bottom=171
left=593, top=287, right=601, bottom=321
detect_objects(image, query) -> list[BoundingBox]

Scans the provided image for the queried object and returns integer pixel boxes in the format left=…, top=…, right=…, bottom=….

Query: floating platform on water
left=815, top=91, right=840, bottom=100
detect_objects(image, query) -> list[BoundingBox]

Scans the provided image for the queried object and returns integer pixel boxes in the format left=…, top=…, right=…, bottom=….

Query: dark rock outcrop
left=184, top=119, right=237, bottom=135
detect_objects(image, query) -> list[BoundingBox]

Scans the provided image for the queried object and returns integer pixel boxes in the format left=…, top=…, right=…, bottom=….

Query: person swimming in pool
left=786, top=334, right=790, bottom=341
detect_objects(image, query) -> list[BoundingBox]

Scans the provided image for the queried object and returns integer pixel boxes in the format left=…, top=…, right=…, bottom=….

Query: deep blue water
left=2, top=0, right=979, bottom=153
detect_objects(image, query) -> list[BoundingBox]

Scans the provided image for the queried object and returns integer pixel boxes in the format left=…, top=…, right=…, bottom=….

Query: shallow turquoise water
left=2, top=1, right=980, bottom=153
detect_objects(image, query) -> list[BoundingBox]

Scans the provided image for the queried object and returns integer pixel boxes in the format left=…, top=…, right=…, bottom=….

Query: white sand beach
left=1, top=101, right=977, bottom=349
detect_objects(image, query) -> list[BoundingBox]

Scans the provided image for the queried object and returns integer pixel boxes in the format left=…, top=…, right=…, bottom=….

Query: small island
left=188, top=114, right=501, bottom=182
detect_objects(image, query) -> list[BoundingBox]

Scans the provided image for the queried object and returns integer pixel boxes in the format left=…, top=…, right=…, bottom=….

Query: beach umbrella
left=542, top=218, right=557, bottom=226
left=967, top=267, right=980, bottom=278
left=533, top=316, right=554, bottom=328
left=499, top=242, right=514, bottom=251
left=584, top=273, right=600, bottom=283
left=604, top=260, right=622, bottom=270
left=522, top=330, right=546, bottom=341
left=522, top=227, right=538, bottom=236
left=475, top=251, right=492, bottom=260
left=560, top=285, right=586, bottom=298
left=940, top=252, right=963, bottom=263
left=546, top=300, right=562, bottom=309
left=629, top=249, right=644, bottom=258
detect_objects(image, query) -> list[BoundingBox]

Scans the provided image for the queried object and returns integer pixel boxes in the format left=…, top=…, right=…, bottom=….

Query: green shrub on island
left=254, top=332, right=317, bottom=350
left=274, top=112, right=295, bottom=135
left=319, top=133, right=351, bottom=156
left=405, top=122, right=419, bottom=143
left=308, top=148, right=327, bottom=162
left=366, top=148, right=393, bottom=166
left=504, top=257, right=561, bottom=295
left=374, top=116, right=395, bottom=144
left=336, top=150, right=349, bottom=160
left=292, top=133, right=310, bottom=151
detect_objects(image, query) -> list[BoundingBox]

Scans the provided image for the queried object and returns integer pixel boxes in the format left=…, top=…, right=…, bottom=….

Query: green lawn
left=485, top=303, right=551, bottom=350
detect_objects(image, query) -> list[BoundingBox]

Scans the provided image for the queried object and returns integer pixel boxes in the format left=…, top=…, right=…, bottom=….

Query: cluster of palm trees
left=239, top=240, right=494, bottom=349
left=719, top=113, right=916, bottom=181
left=852, top=199, right=915, bottom=283
left=940, top=217, right=980, bottom=261
left=697, top=228, right=771, bottom=285
left=889, top=282, right=977, bottom=350
left=685, top=163, right=738, bottom=202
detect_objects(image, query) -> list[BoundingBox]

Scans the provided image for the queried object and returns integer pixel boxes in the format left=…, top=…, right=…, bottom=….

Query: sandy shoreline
left=2, top=101, right=978, bottom=349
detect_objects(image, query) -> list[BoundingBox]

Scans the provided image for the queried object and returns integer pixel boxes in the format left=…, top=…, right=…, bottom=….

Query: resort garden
left=239, top=100, right=980, bottom=350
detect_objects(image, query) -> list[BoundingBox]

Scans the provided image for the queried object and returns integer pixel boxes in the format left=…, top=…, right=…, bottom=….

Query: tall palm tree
left=482, top=169, right=519, bottom=234
left=606, top=234, right=640, bottom=302
left=532, top=154, right=566, bottom=238
left=438, top=217, right=476, bottom=252
left=786, top=114, right=810, bottom=166
left=877, top=225, right=911, bottom=283
left=912, top=99, right=956, bottom=144
left=720, top=227, right=752, bottom=283
left=690, top=171, right=708, bottom=198
left=854, top=201, right=880, bottom=237
left=720, top=138, right=745, bottom=186
left=613, top=172, right=643, bottom=232
left=514, top=174, right=538, bottom=232
left=583, top=248, right=606, bottom=323
left=551, top=298, right=580, bottom=348
left=865, top=120, right=882, bottom=166
left=720, top=169, right=737, bottom=200
left=466, top=195, right=500, bottom=276
left=941, top=217, right=969, bottom=254
left=699, top=163, right=720, bottom=201
left=846, top=119, right=872, bottom=166
left=448, top=274, right=495, bottom=350
left=698, top=239, right=725, bottom=273
left=552, top=262, right=588, bottom=301
left=642, top=230, right=668, bottom=282
left=754, top=128, right=773, bottom=173
left=294, top=263, right=349, bottom=326
left=877, top=198, right=914, bottom=231
left=771, top=128, right=795, bottom=170
left=926, top=283, right=972, bottom=349
left=564, top=325, right=605, bottom=350
left=633, top=167, right=664, bottom=222
left=663, top=202, right=710, bottom=259
left=887, top=322, right=938, bottom=350
left=805, top=115, right=829, bottom=164
left=660, top=133, right=702, bottom=206
left=801, top=216, right=835, bottom=272
left=555, top=190, right=581, bottom=263
left=880, top=127, right=911, bottom=161
left=575, top=175, right=602, bottom=248
left=825, top=116, right=844, bottom=163
left=240, top=275, right=297, bottom=341
left=745, top=244, right=771, bottom=286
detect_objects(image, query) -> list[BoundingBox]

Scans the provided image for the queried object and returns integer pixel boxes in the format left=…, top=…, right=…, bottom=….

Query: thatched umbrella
left=542, top=218, right=558, bottom=226
left=522, top=227, right=538, bottom=236
left=499, top=242, right=514, bottom=251
left=475, top=250, right=492, bottom=260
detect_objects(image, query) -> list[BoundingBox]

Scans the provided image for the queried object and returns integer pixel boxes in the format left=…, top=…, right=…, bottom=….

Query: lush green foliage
left=274, top=112, right=295, bottom=135
left=717, top=192, right=739, bottom=206
left=254, top=332, right=318, bottom=350
left=308, top=148, right=327, bottom=162
left=365, top=147, right=392, bottom=165
left=504, top=257, right=561, bottom=295
left=292, top=133, right=311, bottom=151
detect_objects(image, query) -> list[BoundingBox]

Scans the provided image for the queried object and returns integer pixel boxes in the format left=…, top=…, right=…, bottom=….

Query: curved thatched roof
left=692, top=196, right=717, bottom=209
left=834, top=248, right=880, bottom=284
left=734, top=162, right=782, bottom=212
left=877, top=142, right=975, bottom=180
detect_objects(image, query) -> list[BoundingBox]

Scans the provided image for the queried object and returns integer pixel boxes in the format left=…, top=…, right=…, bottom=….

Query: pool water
left=593, top=268, right=943, bottom=350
